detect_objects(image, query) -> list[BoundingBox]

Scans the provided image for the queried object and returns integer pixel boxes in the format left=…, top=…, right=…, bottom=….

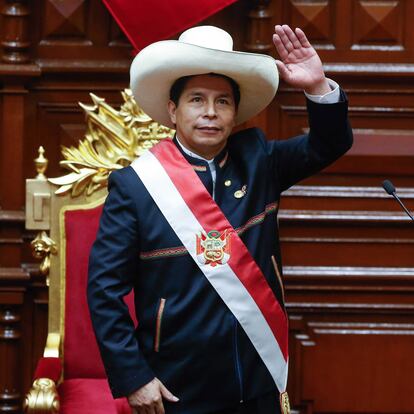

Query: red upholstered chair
left=24, top=90, right=173, bottom=413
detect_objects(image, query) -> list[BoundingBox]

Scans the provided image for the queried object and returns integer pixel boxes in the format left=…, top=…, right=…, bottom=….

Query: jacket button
left=224, top=179, right=232, bottom=187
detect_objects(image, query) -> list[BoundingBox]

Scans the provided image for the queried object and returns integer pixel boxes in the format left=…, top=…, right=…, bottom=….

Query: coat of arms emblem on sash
left=196, top=230, right=231, bottom=266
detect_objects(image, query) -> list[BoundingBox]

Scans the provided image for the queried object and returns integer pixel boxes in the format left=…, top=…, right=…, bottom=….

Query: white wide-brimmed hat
left=130, top=26, right=279, bottom=129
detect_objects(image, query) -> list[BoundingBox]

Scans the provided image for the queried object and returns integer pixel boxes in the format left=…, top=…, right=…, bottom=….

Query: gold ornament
left=31, top=231, right=57, bottom=285
left=49, top=89, right=174, bottom=197
left=24, top=378, right=60, bottom=413
left=280, top=392, right=291, bottom=414
left=34, top=146, right=48, bottom=180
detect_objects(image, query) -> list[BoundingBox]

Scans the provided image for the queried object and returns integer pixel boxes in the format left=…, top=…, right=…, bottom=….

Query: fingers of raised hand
left=283, top=25, right=302, bottom=49
left=274, top=25, right=294, bottom=52
left=272, top=33, right=289, bottom=60
left=294, top=27, right=312, bottom=48
left=274, top=25, right=312, bottom=53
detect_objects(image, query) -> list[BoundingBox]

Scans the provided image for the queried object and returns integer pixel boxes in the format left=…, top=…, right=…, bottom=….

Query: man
left=88, top=24, right=352, bottom=414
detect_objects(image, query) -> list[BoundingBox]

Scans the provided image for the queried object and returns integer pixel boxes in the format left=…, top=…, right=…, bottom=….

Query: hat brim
left=130, top=40, right=279, bottom=129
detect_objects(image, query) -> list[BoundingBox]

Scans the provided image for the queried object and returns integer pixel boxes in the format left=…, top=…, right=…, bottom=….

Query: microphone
left=382, top=179, right=414, bottom=221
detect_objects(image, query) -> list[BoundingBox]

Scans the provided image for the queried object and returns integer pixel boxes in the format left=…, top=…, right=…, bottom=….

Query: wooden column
left=244, top=0, right=273, bottom=53
left=1, top=0, right=31, bottom=63
left=0, top=305, right=22, bottom=413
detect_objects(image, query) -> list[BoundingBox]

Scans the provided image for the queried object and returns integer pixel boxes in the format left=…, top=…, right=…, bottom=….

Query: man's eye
left=191, top=97, right=202, bottom=102
left=218, top=99, right=229, bottom=105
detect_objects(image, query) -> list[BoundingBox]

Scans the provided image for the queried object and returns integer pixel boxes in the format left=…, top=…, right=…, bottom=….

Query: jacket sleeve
left=87, top=169, right=155, bottom=398
left=267, top=89, right=353, bottom=192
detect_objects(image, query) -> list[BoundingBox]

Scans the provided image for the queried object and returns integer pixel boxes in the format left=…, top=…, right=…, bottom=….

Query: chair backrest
left=26, top=89, right=174, bottom=379
left=61, top=201, right=106, bottom=378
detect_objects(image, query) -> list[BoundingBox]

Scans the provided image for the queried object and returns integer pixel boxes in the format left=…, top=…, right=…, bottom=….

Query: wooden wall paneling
left=0, top=216, right=25, bottom=269
left=281, top=185, right=414, bottom=212
left=0, top=282, right=27, bottom=413
left=33, top=0, right=132, bottom=70
left=200, top=0, right=251, bottom=52
left=0, top=305, right=21, bottom=413
left=0, top=140, right=35, bottom=411
left=266, top=70, right=414, bottom=187
left=279, top=185, right=414, bottom=268
left=285, top=262, right=414, bottom=413
left=40, top=0, right=89, bottom=43
left=0, top=57, right=41, bottom=414
left=288, top=314, right=315, bottom=414
left=351, top=0, right=404, bottom=54
left=288, top=314, right=414, bottom=413
left=284, top=0, right=334, bottom=51
left=20, top=265, right=48, bottom=398
left=0, top=83, right=26, bottom=211
left=278, top=0, right=414, bottom=64
left=0, top=0, right=413, bottom=412
left=24, top=82, right=130, bottom=180
left=0, top=75, right=40, bottom=414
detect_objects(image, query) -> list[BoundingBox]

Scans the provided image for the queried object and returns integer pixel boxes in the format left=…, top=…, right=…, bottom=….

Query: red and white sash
left=131, top=139, right=288, bottom=392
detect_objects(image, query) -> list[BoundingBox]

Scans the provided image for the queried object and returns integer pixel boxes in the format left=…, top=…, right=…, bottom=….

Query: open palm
left=273, top=25, right=329, bottom=94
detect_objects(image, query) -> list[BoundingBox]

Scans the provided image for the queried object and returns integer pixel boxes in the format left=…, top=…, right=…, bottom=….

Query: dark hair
left=169, top=73, right=240, bottom=108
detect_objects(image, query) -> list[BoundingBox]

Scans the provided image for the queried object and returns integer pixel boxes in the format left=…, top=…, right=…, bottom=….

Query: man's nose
left=204, top=101, right=217, bottom=117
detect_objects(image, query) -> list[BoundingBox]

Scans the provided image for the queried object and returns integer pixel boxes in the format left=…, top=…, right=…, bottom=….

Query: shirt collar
left=173, top=135, right=229, bottom=170
left=176, top=136, right=214, bottom=165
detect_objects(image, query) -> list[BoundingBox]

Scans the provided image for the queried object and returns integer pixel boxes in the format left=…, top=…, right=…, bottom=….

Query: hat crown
left=178, top=26, right=233, bottom=52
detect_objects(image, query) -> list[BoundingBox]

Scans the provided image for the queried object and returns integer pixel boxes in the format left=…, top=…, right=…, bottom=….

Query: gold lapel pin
left=234, top=185, right=247, bottom=199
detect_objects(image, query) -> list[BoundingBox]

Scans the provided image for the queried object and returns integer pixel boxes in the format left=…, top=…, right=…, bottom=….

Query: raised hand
left=273, top=24, right=330, bottom=95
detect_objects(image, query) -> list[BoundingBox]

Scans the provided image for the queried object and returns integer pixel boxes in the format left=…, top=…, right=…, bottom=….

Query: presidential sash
left=131, top=139, right=289, bottom=393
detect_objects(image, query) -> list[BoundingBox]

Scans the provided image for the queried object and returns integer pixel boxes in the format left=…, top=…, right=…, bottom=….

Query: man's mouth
left=197, top=126, right=221, bottom=131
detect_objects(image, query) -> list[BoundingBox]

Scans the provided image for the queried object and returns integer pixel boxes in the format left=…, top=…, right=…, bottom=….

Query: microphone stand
left=382, top=180, right=414, bottom=222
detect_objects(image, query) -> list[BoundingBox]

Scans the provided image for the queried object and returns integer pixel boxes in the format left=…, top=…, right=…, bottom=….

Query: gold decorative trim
left=31, top=231, right=57, bottom=285
left=271, top=255, right=285, bottom=304
left=49, top=89, right=174, bottom=197
left=44, top=333, right=60, bottom=358
left=280, top=391, right=291, bottom=414
left=58, top=196, right=107, bottom=377
left=23, top=378, right=60, bottom=413
left=34, top=146, right=48, bottom=181
left=154, top=298, right=166, bottom=352
left=26, top=147, right=51, bottom=231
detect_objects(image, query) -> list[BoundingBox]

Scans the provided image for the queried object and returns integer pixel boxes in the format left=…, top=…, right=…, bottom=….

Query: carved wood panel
left=286, top=0, right=334, bottom=49
left=278, top=0, right=414, bottom=63
left=33, top=0, right=131, bottom=63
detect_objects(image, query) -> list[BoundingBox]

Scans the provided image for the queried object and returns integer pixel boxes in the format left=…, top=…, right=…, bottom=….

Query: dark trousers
left=210, top=391, right=281, bottom=414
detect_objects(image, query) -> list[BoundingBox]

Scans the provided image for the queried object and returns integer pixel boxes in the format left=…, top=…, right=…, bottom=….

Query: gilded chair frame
left=24, top=90, right=173, bottom=413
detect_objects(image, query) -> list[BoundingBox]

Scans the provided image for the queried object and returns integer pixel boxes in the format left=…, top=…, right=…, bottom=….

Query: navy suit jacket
left=88, top=93, right=353, bottom=414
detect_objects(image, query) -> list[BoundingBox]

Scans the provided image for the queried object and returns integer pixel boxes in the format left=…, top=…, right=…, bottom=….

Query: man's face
left=167, top=74, right=237, bottom=159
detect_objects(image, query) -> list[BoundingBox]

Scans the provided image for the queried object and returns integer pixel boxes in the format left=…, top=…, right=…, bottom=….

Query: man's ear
left=167, top=100, right=177, bottom=124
